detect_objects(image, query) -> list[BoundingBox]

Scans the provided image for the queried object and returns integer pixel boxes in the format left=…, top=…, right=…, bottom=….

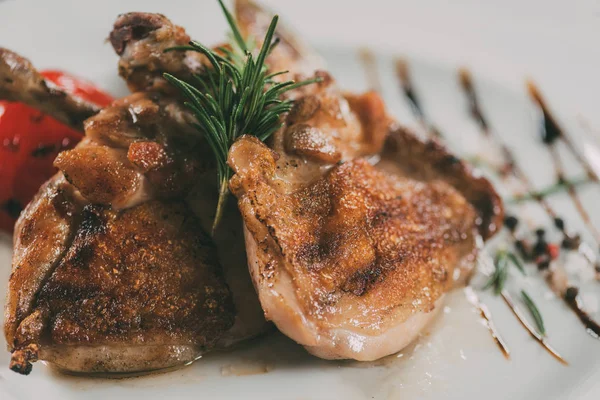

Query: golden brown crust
left=55, top=140, right=146, bottom=207
left=37, top=201, right=233, bottom=346
left=7, top=200, right=234, bottom=374
left=381, top=125, right=504, bottom=239
left=230, top=138, right=476, bottom=329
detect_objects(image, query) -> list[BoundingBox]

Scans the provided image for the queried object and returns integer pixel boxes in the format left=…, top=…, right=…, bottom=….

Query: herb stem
left=521, top=290, right=546, bottom=336
left=212, top=175, right=230, bottom=236
left=507, top=176, right=590, bottom=203
left=165, top=0, right=318, bottom=234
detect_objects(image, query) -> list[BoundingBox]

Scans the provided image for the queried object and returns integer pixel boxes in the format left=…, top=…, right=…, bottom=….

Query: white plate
left=1, top=1, right=600, bottom=399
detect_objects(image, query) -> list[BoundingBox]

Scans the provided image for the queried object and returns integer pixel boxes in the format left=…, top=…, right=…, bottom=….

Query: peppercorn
left=564, top=286, right=579, bottom=301
left=533, top=238, right=548, bottom=258
left=503, top=215, right=519, bottom=232
left=553, top=217, right=565, bottom=231
left=535, top=228, right=546, bottom=238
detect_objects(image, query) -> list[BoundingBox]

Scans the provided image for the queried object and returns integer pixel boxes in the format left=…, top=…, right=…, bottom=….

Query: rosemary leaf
left=521, top=290, right=546, bottom=336
left=507, top=176, right=590, bottom=203
left=494, top=255, right=509, bottom=295
left=507, top=252, right=526, bottom=276
left=482, top=267, right=499, bottom=291
left=164, top=0, right=319, bottom=234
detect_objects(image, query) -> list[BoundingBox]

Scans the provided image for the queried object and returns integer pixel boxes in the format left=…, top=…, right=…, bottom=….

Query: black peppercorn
left=553, top=217, right=565, bottom=231
left=533, top=238, right=548, bottom=258
left=535, top=228, right=546, bottom=238
left=564, top=286, right=579, bottom=301
left=504, top=215, right=519, bottom=232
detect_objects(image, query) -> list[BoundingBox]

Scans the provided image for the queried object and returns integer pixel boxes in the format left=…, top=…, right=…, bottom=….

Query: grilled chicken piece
left=227, top=0, right=502, bottom=361
left=108, top=10, right=271, bottom=344
left=7, top=177, right=233, bottom=374
left=110, top=12, right=207, bottom=94
left=4, top=86, right=235, bottom=374
left=0, top=48, right=101, bottom=131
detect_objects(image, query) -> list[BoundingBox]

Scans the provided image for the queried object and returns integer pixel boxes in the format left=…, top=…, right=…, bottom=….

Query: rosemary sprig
left=483, top=250, right=525, bottom=294
left=483, top=251, right=548, bottom=338
left=164, top=0, right=319, bottom=234
left=521, top=290, right=546, bottom=336
left=507, top=175, right=590, bottom=203
left=507, top=252, right=526, bottom=276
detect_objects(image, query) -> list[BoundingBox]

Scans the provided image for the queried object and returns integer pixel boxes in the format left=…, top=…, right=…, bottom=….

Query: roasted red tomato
left=0, top=71, right=112, bottom=233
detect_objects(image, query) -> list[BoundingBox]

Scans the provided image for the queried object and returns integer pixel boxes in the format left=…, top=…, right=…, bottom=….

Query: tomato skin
left=41, top=70, right=114, bottom=107
left=0, top=71, right=112, bottom=233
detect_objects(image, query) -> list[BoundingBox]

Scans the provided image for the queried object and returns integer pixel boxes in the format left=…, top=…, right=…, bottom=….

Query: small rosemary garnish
left=507, top=175, right=590, bottom=204
left=521, top=290, right=546, bottom=336
left=483, top=250, right=525, bottom=294
left=483, top=250, right=548, bottom=338
left=164, top=0, right=319, bottom=234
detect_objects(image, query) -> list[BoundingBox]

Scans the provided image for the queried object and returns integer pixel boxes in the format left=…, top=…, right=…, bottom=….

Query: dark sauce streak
left=479, top=304, right=511, bottom=359
left=459, top=69, right=600, bottom=348
left=501, top=291, right=568, bottom=365
left=458, top=72, right=557, bottom=213
left=459, top=70, right=595, bottom=264
left=465, top=288, right=510, bottom=359
left=396, top=59, right=423, bottom=118
left=395, top=59, right=443, bottom=139
left=527, top=82, right=562, bottom=145
left=459, top=69, right=489, bottom=133
left=529, top=83, right=600, bottom=244
left=528, top=82, right=600, bottom=183
left=564, top=294, right=600, bottom=339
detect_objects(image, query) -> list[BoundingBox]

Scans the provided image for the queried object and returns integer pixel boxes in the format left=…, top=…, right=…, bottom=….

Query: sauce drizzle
left=459, top=70, right=596, bottom=266
left=458, top=69, right=600, bottom=352
left=501, top=291, right=568, bottom=364
left=464, top=287, right=510, bottom=359
left=527, top=82, right=600, bottom=244
left=564, top=293, right=600, bottom=339
left=395, top=58, right=443, bottom=139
